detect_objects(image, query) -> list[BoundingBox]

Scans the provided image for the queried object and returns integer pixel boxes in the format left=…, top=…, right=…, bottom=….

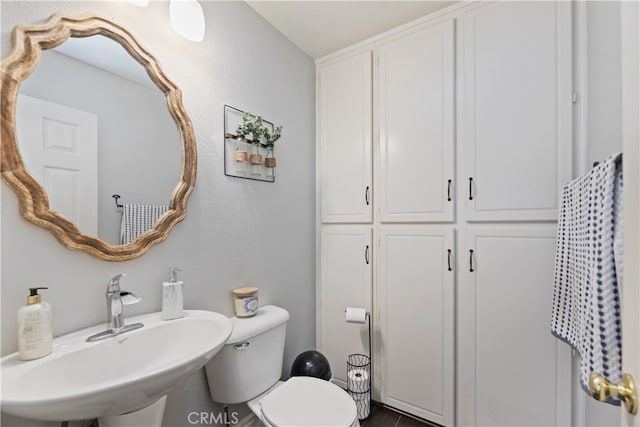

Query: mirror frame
left=0, top=14, right=197, bottom=261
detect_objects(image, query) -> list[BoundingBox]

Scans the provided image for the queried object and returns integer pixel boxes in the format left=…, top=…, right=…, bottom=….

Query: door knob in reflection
left=589, top=372, right=638, bottom=415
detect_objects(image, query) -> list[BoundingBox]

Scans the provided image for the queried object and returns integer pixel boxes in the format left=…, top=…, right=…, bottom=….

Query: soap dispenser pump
left=162, top=267, right=183, bottom=320
left=18, top=287, right=53, bottom=361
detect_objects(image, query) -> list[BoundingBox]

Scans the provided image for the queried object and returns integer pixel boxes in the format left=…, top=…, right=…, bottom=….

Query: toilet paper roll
left=347, top=368, right=369, bottom=393
left=345, top=307, right=367, bottom=324
left=349, top=390, right=370, bottom=401
left=356, top=397, right=371, bottom=419
left=348, top=389, right=371, bottom=419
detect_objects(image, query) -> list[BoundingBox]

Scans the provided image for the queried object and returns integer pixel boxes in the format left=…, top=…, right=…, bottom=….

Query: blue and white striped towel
left=551, top=152, right=623, bottom=403
left=119, top=203, right=170, bottom=245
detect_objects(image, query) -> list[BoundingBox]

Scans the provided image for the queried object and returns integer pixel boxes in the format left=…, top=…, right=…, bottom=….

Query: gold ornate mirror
left=0, top=14, right=197, bottom=261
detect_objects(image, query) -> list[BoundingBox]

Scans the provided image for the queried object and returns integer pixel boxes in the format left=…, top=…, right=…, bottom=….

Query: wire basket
left=347, top=353, right=371, bottom=420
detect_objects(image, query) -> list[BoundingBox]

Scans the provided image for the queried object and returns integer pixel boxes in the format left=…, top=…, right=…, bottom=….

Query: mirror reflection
left=16, top=35, right=181, bottom=245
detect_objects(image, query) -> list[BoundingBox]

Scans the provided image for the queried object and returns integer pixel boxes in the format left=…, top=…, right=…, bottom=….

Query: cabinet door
left=461, top=2, right=572, bottom=221
left=378, top=20, right=455, bottom=223
left=319, top=51, right=373, bottom=223
left=378, top=226, right=454, bottom=426
left=318, top=226, right=373, bottom=389
left=457, top=226, right=571, bottom=426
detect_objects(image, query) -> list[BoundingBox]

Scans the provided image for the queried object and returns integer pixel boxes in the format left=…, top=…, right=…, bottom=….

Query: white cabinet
left=373, top=21, right=456, bottom=424
left=317, top=226, right=373, bottom=388
left=457, top=226, right=571, bottom=426
left=460, top=1, right=572, bottom=221
left=317, top=2, right=573, bottom=425
left=378, top=226, right=454, bottom=426
left=318, top=50, right=373, bottom=224
left=378, top=20, right=455, bottom=223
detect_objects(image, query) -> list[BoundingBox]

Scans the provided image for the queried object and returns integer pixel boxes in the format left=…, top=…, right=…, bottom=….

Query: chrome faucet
left=87, top=273, right=144, bottom=342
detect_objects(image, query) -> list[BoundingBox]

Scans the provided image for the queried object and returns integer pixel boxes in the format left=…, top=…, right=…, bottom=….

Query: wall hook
left=113, top=194, right=123, bottom=208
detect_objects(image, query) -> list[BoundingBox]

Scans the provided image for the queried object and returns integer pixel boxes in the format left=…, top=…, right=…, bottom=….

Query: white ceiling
left=246, top=1, right=457, bottom=59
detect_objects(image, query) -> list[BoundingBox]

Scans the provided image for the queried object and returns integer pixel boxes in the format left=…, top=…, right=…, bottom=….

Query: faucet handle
left=107, top=273, right=126, bottom=292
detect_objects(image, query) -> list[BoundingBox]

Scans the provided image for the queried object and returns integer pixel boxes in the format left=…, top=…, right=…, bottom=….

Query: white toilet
left=205, top=305, right=360, bottom=427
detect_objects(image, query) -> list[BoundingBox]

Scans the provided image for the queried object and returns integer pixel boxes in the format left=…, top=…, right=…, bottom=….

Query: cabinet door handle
left=365, top=245, right=370, bottom=265
left=469, top=249, right=474, bottom=272
left=365, top=186, right=370, bottom=206
left=468, top=177, right=474, bottom=200
left=447, top=249, right=452, bottom=271
left=447, top=179, right=452, bottom=202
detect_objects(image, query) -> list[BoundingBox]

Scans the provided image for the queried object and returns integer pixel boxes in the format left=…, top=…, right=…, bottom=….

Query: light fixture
left=127, top=0, right=149, bottom=6
left=169, top=0, right=205, bottom=42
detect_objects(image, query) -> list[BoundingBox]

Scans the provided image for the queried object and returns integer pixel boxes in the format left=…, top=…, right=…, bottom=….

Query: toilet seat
left=260, top=376, right=357, bottom=427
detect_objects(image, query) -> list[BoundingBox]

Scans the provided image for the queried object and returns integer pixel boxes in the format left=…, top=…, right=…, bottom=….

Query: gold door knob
left=589, top=372, right=638, bottom=415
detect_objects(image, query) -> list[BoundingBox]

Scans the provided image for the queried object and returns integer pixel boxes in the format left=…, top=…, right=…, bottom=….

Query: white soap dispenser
left=18, top=287, right=53, bottom=361
left=162, top=267, right=183, bottom=320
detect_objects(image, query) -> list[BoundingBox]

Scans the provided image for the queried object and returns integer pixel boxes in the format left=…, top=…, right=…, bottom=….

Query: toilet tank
left=205, top=305, right=289, bottom=404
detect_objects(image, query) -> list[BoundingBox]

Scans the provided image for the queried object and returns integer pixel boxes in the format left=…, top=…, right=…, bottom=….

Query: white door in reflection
left=17, top=94, right=98, bottom=237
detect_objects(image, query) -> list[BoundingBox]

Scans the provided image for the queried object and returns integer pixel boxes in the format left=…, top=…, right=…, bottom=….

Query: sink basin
left=1, top=310, right=232, bottom=421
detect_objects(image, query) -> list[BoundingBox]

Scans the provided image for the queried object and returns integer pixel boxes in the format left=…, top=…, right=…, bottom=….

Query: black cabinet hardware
left=469, top=249, right=474, bottom=272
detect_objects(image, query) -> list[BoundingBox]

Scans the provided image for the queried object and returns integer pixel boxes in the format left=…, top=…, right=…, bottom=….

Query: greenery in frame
left=235, top=113, right=262, bottom=142
left=264, top=125, right=283, bottom=148
left=235, top=112, right=283, bottom=146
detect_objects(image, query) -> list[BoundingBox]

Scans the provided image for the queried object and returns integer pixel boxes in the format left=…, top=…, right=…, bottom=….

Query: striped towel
left=551, top=152, right=623, bottom=403
left=119, top=204, right=170, bottom=245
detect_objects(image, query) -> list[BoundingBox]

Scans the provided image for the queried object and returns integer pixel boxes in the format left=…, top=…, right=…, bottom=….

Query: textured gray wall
left=586, top=1, right=622, bottom=167
left=1, top=1, right=316, bottom=426
left=583, top=3, right=623, bottom=426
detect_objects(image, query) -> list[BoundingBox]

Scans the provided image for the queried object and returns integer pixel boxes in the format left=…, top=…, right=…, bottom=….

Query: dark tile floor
left=360, top=402, right=441, bottom=427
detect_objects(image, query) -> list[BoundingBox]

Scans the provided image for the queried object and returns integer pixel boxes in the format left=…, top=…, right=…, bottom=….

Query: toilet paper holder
left=345, top=308, right=372, bottom=369
left=345, top=308, right=372, bottom=420
left=347, top=353, right=371, bottom=420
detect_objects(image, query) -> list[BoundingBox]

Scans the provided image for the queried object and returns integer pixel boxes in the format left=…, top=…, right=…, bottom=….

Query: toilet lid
left=261, top=377, right=357, bottom=427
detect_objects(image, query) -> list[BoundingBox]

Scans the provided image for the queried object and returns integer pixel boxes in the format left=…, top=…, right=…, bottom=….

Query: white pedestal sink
left=1, top=310, right=232, bottom=424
